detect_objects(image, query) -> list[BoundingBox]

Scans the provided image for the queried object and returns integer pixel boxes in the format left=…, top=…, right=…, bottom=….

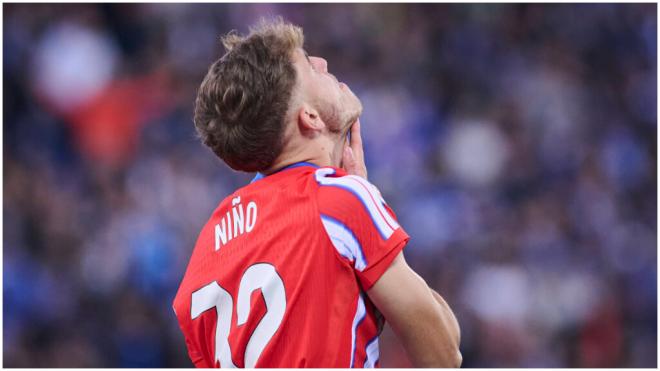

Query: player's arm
left=367, top=252, right=462, bottom=368
left=408, top=266, right=461, bottom=346
left=342, top=118, right=461, bottom=366
left=430, top=288, right=461, bottom=345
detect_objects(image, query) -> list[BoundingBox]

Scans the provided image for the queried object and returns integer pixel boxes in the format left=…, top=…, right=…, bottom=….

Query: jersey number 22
left=191, top=263, right=286, bottom=367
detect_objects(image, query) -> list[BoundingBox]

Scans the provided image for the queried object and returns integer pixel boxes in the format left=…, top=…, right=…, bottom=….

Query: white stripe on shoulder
left=348, top=175, right=400, bottom=233
left=315, top=168, right=399, bottom=239
left=363, top=337, right=380, bottom=368
left=320, top=215, right=367, bottom=271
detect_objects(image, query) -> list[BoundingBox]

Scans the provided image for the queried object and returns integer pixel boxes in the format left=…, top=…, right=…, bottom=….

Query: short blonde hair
left=194, top=17, right=305, bottom=172
left=222, top=17, right=304, bottom=55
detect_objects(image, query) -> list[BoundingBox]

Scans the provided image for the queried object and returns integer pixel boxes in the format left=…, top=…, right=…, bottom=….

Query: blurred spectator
left=3, top=3, right=656, bottom=367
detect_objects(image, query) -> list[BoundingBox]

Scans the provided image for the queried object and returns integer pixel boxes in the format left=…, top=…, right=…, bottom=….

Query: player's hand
left=342, top=118, right=368, bottom=179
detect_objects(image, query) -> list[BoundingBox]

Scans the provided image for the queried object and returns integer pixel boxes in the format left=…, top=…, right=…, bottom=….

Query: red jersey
left=173, top=162, right=410, bottom=368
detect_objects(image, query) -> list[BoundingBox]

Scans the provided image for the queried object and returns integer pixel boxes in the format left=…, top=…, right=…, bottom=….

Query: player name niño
left=215, top=196, right=257, bottom=251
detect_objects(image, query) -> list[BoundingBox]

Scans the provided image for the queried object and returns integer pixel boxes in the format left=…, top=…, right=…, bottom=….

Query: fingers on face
left=350, top=119, right=362, bottom=146
left=351, top=123, right=364, bottom=162
left=352, top=119, right=361, bottom=135
left=342, top=146, right=355, bottom=169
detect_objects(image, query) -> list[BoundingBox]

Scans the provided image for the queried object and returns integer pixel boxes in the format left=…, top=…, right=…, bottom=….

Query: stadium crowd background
left=3, top=3, right=656, bottom=367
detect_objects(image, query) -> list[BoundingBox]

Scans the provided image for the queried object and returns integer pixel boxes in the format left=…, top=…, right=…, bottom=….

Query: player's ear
left=297, top=104, right=325, bottom=136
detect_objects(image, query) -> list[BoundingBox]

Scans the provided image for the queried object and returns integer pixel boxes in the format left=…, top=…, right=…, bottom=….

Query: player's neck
left=263, top=154, right=328, bottom=175
left=264, top=140, right=338, bottom=175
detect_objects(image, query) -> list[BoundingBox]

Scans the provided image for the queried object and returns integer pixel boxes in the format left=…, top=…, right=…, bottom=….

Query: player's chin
left=348, top=97, right=363, bottom=119
left=338, top=93, right=362, bottom=125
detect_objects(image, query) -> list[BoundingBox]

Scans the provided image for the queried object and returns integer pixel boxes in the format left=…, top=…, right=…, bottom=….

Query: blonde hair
left=194, top=17, right=305, bottom=172
left=222, top=17, right=304, bottom=55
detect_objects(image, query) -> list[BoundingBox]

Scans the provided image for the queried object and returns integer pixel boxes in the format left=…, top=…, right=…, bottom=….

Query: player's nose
left=311, top=56, right=328, bottom=73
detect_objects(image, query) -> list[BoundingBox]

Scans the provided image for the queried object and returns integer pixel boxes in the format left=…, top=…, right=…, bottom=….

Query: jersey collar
left=250, top=161, right=320, bottom=183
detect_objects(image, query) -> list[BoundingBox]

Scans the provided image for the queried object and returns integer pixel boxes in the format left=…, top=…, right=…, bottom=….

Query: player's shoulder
left=313, top=166, right=401, bottom=241
left=313, top=166, right=384, bottom=202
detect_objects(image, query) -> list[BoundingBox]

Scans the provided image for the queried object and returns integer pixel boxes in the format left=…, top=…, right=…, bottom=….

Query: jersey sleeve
left=173, top=306, right=208, bottom=368
left=315, top=168, right=410, bottom=290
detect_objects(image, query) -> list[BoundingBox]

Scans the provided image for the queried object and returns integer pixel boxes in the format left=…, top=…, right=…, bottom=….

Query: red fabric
left=173, top=165, right=409, bottom=368
left=316, top=169, right=410, bottom=290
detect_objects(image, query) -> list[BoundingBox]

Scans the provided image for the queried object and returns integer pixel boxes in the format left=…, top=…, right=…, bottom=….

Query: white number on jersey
left=191, top=263, right=286, bottom=367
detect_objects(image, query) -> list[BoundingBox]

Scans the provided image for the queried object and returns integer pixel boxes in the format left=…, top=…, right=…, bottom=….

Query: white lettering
left=215, top=218, right=227, bottom=251
left=213, top=199, right=258, bottom=252
left=233, top=204, right=244, bottom=237
left=226, top=211, right=233, bottom=241
left=246, top=201, right=257, bottom=232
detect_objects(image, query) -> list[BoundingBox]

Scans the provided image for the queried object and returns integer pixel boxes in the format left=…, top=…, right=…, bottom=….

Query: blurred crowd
left=3, top=3, right=656, bottom=367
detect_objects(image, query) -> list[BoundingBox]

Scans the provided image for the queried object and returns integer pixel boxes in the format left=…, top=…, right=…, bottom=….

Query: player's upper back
left=172, top=162, right=409, bottom=367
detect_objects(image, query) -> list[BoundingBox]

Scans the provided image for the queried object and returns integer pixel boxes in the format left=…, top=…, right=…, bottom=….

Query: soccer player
left=172, top=18, right=462, bottom=368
